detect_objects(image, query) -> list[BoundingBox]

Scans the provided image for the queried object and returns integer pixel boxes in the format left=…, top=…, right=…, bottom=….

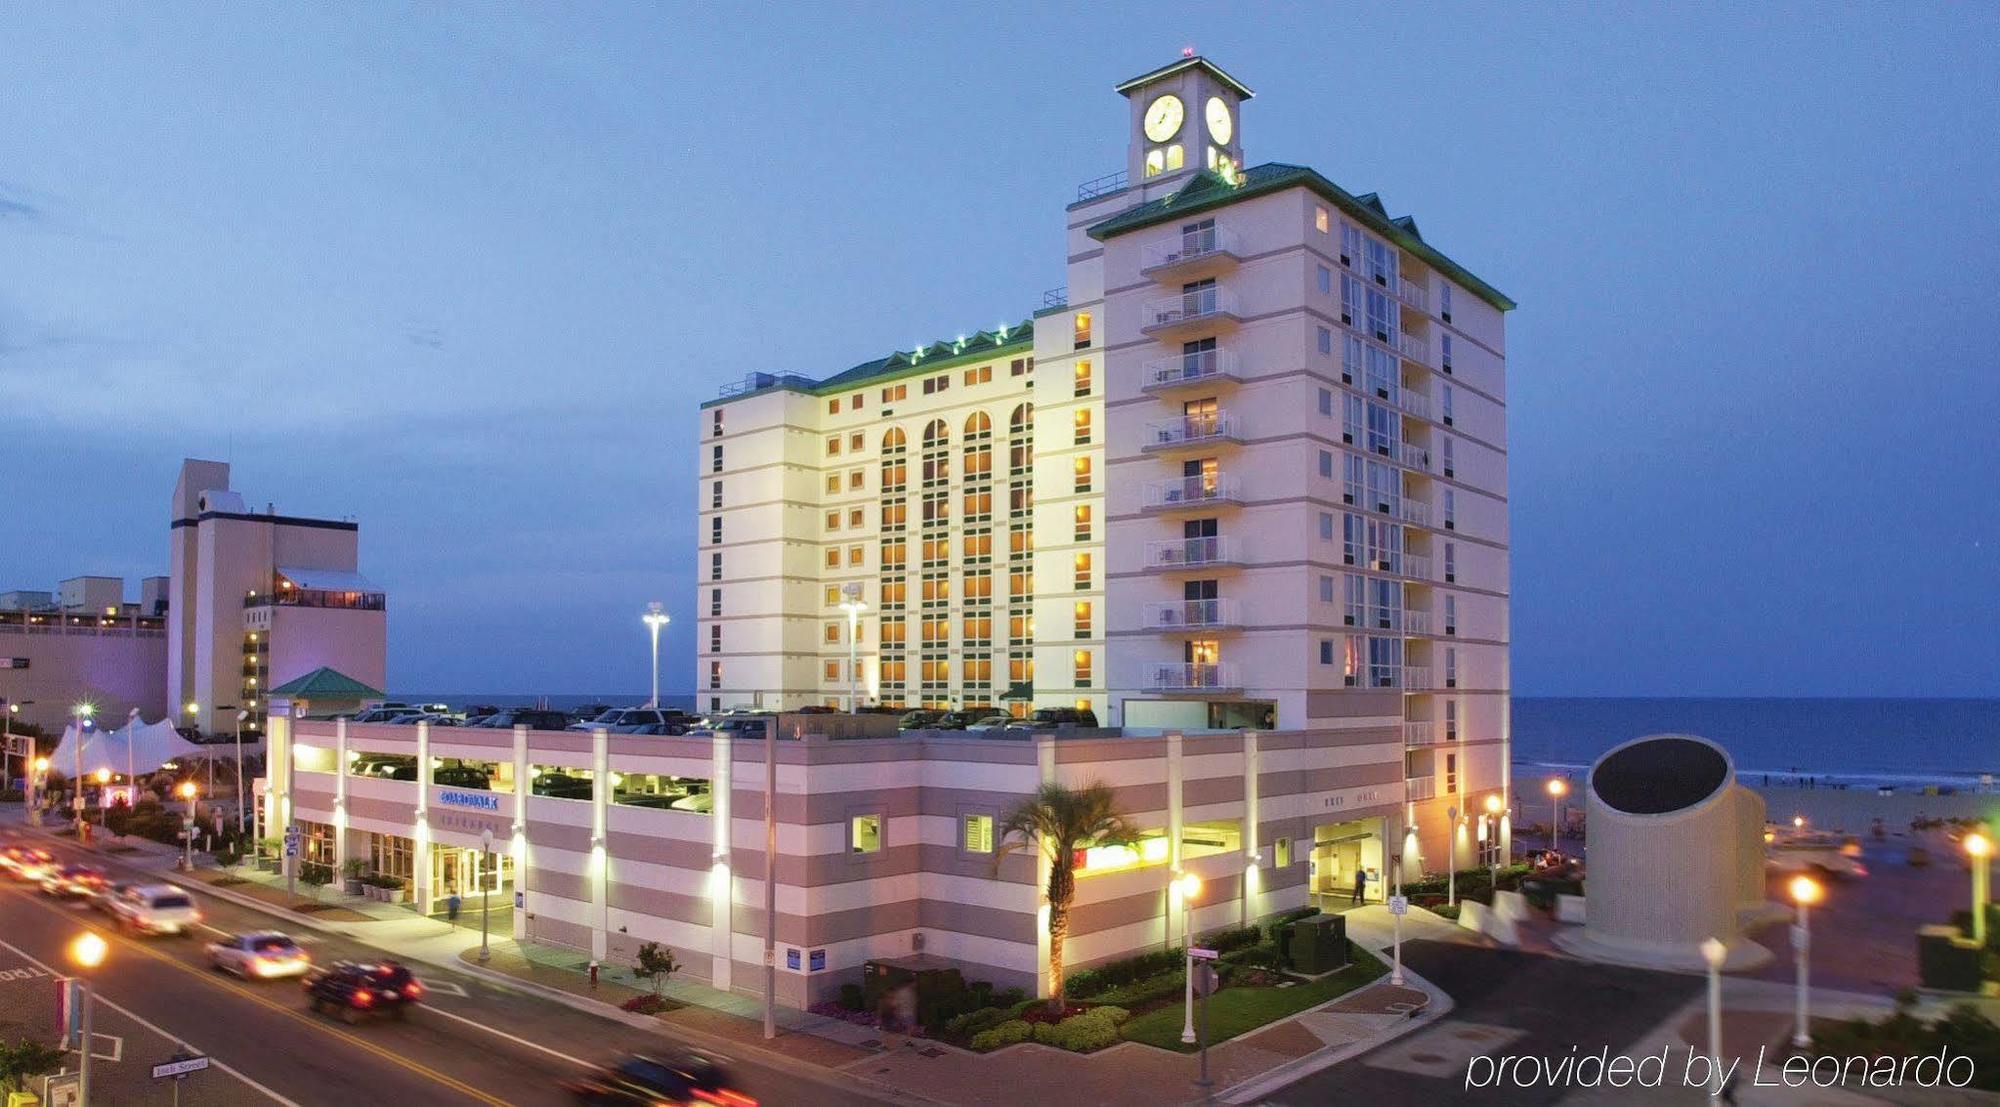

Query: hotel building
left=699, top=58, right=1513, bottom=861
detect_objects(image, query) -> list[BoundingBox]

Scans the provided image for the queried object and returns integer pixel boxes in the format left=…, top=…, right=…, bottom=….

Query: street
left=0, top=830, right=894, bottom=1107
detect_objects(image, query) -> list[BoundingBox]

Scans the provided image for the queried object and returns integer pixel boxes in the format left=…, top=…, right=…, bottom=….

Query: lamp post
left=1446, top=805, right=1458, bottom=907
left=71, top=704, right=94, bottom=833
left=1788, top=874, right=1821, bottom=1048
left=1546, top=777, right=1567, bottom=852
left=479, top=827, right=494, bottom=963
left=1483, top=793, right=1503, bottom=890
left=838, top=583, right=867, bottom=713
left=67, top=930, right=107, bottom=1106
left=5, top=700, right=35, bottom=824
left=1177, top=871, right=1201, bottom=1045
left=124, top=707, right=140, bottom=813
left=31, top=757, right=48, bottom=827
left=642, top=603, right=670, bottom=709
left=232, top=709, right=249, bottom=836
left=1700, top=937, right=1727, bottom=1099
left=1966, top=831, right=1991, bottom=946
left=177, top=781, right=198, bottom=870
left=1389, top=849, right=1406, bottom=986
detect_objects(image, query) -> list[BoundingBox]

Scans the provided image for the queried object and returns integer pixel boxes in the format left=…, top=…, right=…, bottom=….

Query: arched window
left=922, top=419, right=949, bottom=447
left=882, top=426, right=906, bottom=453
left=964, top=411, right=992, bottom=437
left=1009, top=403, right=1033, bottom=434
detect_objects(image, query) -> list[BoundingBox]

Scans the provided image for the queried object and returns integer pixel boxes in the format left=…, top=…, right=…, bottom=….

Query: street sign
left=44, top=1072, right=79, bottom=1107
left=1388, top=895, right=1409, bottom=916
left=1192, top=963, right=1220, bottom=998
left=152, top=1054, right=210, bottom=1079
left=1188, top=946, right=1218, bottom=961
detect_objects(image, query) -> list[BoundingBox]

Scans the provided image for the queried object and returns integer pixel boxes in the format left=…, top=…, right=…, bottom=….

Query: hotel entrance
left=1308, top=816, right=1386, bottom=908
left=426, top=842, right=515, bottom=930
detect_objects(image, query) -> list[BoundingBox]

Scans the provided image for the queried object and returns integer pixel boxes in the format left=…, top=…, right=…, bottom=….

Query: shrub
left=1433, top=903, right=1462, bottom=921
left=1065, top=947, right=1185, bottom=999
left=1267, top=905, right=1320, bottom=938
left=1083, top=1005, right=1129, bottom=1024
left=837, top=983, right=865, bottom=1012
left=1031, top=1009, right=1122, bottom=1052
left=968, top=1019, right=1033, bottom=1052
left=944, top=1006, right=1012, bottom=1038
left=1199, top=925, right=1262, bottom=955
left=620, top=994, right=665, bottom=1015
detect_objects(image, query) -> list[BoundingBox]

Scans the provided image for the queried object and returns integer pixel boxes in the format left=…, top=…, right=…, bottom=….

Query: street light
left=1966, top=831, right=1991, bottom=946
left=1788, top=874, right=1821, bottom=1048
left=1700, top=937, right=1728, bottom=1099
left=67, top=930, right=107, bottom=1105
left=838, top=583, right=867, bottom=713
left=4, top=700, right=36, bottom=826
left=1483, top=793, right=1504, bottom=889
left=234, top=709, right=251, bottom=836
left=1546, top=778, right=1568, bottom=852
left=1177, top=871, right=1202, bottom=1045
left=124, top=707, right=140, bottom=815
left=1446, top=805, right=1459, bottom=907
left=642, top=603, right=670, bottom=709
left=71, top=704, right=94, bottom=834
left=479, top=827, right=494, bottom=963
left=178, top=781, right=199, bottom=870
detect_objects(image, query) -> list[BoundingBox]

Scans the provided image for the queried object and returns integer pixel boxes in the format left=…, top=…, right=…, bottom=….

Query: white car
left=207, top=931, right=310, bottom=978
left=106, top=884, right=203, bottom=936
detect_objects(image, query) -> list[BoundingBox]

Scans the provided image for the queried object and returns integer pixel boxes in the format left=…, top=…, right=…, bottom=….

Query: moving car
left=207, top=931, right=311, bottom=978
left=561, top=1051, right=756, bottom=1106
left=1, top=845, right=56, bottom=881
left=106, top=884, right=202, bottom=936
left=304, top=960, right=423, bottom=1022
left=40, top=863, right=108, bottom=899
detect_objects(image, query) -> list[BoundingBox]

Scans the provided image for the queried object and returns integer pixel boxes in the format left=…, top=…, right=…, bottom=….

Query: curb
left=1215, top=969, right=1454, bottom=1105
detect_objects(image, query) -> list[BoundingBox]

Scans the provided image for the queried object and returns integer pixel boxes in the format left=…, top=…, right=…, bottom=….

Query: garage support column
left=1241, top=731, right=1260, bottom=927
left=590, top=727, right=610, bottom=963
left=512, top=724, right=529, bottom=943
left=332, top=718, right=348, bottom=875
left=1167, top=730, right=1186, bottom=948
left=709, top=732, right=733, bottom=993
left=414, top=720, right=433, bottom=916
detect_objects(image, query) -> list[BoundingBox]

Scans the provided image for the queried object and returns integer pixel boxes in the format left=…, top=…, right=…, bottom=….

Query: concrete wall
left=0, top=622, right=168, bottom=733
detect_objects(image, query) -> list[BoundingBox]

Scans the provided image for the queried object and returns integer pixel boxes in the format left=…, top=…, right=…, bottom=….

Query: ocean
left=392, top=692, right=1999, bottom=790
left=1513, top=697, right=2000, bottom=789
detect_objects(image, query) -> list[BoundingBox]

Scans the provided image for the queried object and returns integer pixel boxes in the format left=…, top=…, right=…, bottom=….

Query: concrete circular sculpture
left=1551, top=733, right=1773, bottom=971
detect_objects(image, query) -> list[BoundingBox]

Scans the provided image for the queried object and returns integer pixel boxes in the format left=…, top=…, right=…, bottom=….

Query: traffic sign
left=1388, top=895, right=1409, bottom=916
left=152, top=1054, right=210, bottom=1080
left=1188, top=946, right=1218, bottom=961
left=1192, top=963, right=1220, bottom=998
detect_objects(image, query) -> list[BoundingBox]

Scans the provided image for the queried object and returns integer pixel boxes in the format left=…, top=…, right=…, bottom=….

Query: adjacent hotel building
left=699, top=58, right=1513, bottom=859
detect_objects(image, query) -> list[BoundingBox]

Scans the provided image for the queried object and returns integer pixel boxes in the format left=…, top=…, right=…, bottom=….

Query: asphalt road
left=0, top=829, right=896, bottom=1107
left=1271, top=941, right=1706, bottom=1107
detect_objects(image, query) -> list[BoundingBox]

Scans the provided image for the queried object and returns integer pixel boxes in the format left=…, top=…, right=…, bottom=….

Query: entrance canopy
left=48, top=716, right=210, bottom=779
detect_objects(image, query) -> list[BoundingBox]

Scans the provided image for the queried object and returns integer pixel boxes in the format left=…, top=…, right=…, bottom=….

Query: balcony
left=1143, top=536, right=1243, bottom=572
left=1144, top=662, right=1240, bottom=694
left=1405, top=776, right=1437, bottom=802
left=244, top=588, right=386, bottom=612
left=1398, top=333, right=1430, bottom=367
left=1396, top=441, right=1431, bottom=472
left=1396, top=279, right=1429, bottom=313
left=1403, top=720, right=1438, bottom=746
left=1141, top=288, right=1240, bottom=340
left=1393, top=388, right=1432, bottom=421
left=1141, top=476, right=1244, bottom=514
left=1141, top=226, right=1242, bottom=282
left=1398, top=554, right=1434, bottom=582
left=1142, top=598, right=1241, bottom=632
left=1402, top=666, right=1435, bottom=691
left=1381, top=498, right=1430, bottom=528
left=1142, top=412, right=1242, bottom=454
left=1141, top=349, right=1241, bottom=394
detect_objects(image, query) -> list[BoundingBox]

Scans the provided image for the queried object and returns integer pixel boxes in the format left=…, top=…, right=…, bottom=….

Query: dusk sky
left=4, top=5, right=1995, bottom=698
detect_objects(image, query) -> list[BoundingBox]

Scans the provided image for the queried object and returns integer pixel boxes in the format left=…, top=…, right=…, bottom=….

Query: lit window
left=963, top=814, right=994, bottom=853
left=1145, top=148, right=1166, bottom=177
left=825, top=623, right=841, bottom=643
left=1073, top=552, right=1092, bottom=590
left=826, top=474, right=840, bottom=494
left=824, top=548, right=839, bottom=568
left=851, top=814, right=883, bottom=854
left=825, top=586, right=840, bottom=605
left=1275, top=837, right=1293, bottom=867
left=829, top=398, right=841, bottom=415
left=1073, top=312, right=1092, bottom=350
left=1165, top=144, right=1184, bottom=170
left=1314, top=207, right=1329, bottom=233
left=1074, top=360, right=1092, bottom=398
left=1073, top=650, right=1093, bottom=686
left=848, top=545, right=863, bottom=566
left=1073, top=408, right=1091, bottom=445
left=824, top=660, right=840, bottom=681
left=826, top=511, right=840, bottom=531
left=850, top=432, right=864, bottom=453
left=852, top=392, right=864, bottom=409
left=1073, top=504, right=1092, bottom=542
left=848, top=508, right=864, bottom=528
left=849, top=470, right=865, bottom=490
left=826, top=437, right=840, bottom=456
left=1073, top=456, right=1092, bottom=493
left=1074, top=601, right=1093, bottom=637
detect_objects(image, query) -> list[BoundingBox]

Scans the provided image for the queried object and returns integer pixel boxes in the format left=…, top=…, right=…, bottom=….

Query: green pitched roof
left=1114, top=56, right=1255, bottom=101
left=703, top=319, right=1036, bottom=408
left=1086, top=164, right=1516, bottom=312
left=268, top=666, right=384, bottom=698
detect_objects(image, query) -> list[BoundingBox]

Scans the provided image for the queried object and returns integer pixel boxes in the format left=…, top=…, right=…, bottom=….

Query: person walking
left=1351, top=866, right=1368, bottom=905
left=445, top=884, right=462, bottom=924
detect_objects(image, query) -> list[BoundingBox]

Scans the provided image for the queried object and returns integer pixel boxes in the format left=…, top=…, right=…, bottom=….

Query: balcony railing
left=1141, top=227, right=1241, bottom=274
left=1401, top=666, right=1434, bottom=690
left=1405, top=776, right=1437, bottom=801
left=1142, top=476, right=1242, bottom=511
left=244, top=588, right=386, bottom=612
left=1397, top=442, right=1431, bottom=471
left=1141, top=349, right=1240, bottom=391
left=1041, top=286, right=1069, bottom=309
left=1398, top=333, right=1430, bottom=366
left=717, top=371, right=816, bottom=398
left=1403, top=720, right=1437, bottom=746
left=1142, top=288, right=1237, bottom=333
left=1076, top=170, right=1128, bottom=202
left=1144, top=536, right=1239, bottom=571
left=1396, top=279, right=1429, bottom=312
left=1145, top=662, right=1239, bottom=692
left=1394, top=388, right=1431, bottom=420
left=1143, top=598, right=1239, bottom=631
left=1144, top=412, right=1241, bottom=450
left=1395, top=498, right=1431, bottom=527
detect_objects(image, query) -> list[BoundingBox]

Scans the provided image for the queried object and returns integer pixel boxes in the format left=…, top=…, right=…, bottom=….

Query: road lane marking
left=4, top=890, right=513, bottom=1107
left=0, top=935, right=303, bottom=1107
left=417, top=1002, right=593, bottom=1068
left=418, top=977, right=469, bottom=997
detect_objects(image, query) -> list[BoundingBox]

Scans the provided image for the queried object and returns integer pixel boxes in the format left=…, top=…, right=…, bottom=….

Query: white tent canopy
left=48, top=716, right=212, bottom=780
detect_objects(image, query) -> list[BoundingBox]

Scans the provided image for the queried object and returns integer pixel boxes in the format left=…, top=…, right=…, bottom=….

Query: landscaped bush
left=1084, top=1005, right=1129, bottom=1024
left=1065, top=947, right=1185, bottom=998
left=945, top=1006, right=1013, bottom=1038
left=1269, top=905, right=1320, bottom=933
left=968, top=1019, right=1033, bottom=1052
left=1809, top=1000, right=2000, bottom=1090
left=1031, top=1007, right=1124, bottom=1052
left=1220, top=943, right=1283, bottom=971
left=837, top=983, right=865, bottom=1012
left=1199, top=925, right=1262, bottom=955
left=1433, top=903, right=1462, bottom=921
left=621, top=994, right=666, bottom=1015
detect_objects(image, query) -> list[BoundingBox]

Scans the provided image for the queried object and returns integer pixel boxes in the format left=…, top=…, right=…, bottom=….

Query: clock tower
left=1117, top=55, right=1254, bottom=198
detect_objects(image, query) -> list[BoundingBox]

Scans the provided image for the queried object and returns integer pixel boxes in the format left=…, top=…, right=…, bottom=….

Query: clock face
left=1143, top=94, right=1185, bottom=143
left=1206, top=97, right=1233, bottom=145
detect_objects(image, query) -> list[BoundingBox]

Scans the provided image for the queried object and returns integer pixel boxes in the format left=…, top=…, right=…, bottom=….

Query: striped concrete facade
left=268, top=710, right=1408, bottom=1009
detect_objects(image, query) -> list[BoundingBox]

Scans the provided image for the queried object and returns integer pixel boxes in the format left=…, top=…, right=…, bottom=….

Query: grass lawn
left=1120, top=946, right=1389, bottom=1052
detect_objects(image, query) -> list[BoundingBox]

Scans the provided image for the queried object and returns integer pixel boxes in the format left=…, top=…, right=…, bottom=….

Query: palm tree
left=994, top=780, right=1138, bottom=1015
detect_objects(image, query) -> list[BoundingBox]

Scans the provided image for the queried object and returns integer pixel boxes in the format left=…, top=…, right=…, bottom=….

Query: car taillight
left=353, top=989, right=374, bottom=1006
left=402, top=981, right=422, bottom=999
left=692, top=1090, right=757, bottom=1107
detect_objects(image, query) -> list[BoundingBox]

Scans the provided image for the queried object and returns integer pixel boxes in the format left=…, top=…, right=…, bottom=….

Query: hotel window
left=1010, top=357, right=1033, bottom=377
left=829, top=437, right=845, bottom=457
left=965, top=365, right=992, bottom=386
left=710, top=517, right=722, bottom=544
left=1319, top=511, right=1334, bottom=541
left=1319, top=639, right=1333, bottom=665
left=824, top=660, right=841, bottom=681
left=711, top=444, right=723, bottom=473
left=1319, top=575, right=1335, bottom=603
left=1445, top=698, right=1459, bottom=741
left=1073, top=456, right=1092, bottom=494
left=849, top=432, right=864, bottom=453
left=1444, top=541, right=1457, bottom=583
left=1442, top=437, right=1455, bottom=478
left=849, top=469, right=865, bottom=490
left=1073, top=504, right=1092, bottom=542
left=847, top=545, right=863, bottom=567
left=1318, top=449, right=1334, bottom=478
left=710, top=552, right=722, bottom=581
left=825, top=585, right=841, bottom=605
left=1318, top=326, right=1332, bottom=356
left=1444, top=594, right=1458, bottom=636
left=1365, top=238, right=1397, bottom=288
left=1318, top=388, right=1333, bottom=417
left=1441, top=384, right=1455, bottom=427
left=1073, top=650, right=1093, bottom=687
left=1342, top=395, right=1363, bottom=444
left=1073, top=408, right=1091, bottom=445
left=1343, top=333, right=1364, bottom=385
left=825, top=548, right=840, bottom=568
left=825, top=511, right=840, bottom=531
left=1340, top=223, right=1361, bottom=267
left=711, top=410, right=724, bottom=437
left=712, top=480, right=723, bottom=509
left=1074, top=601, right=1093, bottom=637
left=1073, top=552, right=1092, bottom=590
left=1441, top=334, right=1454, bottom=375
left=882, top=383, right=907, bottom=403
left=825, top=623, right=841, bottom=643
left=850, top=814, right=883, bottom=854
left=826, top=473, right=840, bottom=494
left=1443, top=489, right=1457, bottom=530
left=708, top=661, right=721, bottom=690
left=1073, top=360, right=1092, bottom=398
left=710, top=588, right=721, bottom=616
left=1339, top=274, right=1359, bottom=326
left=1275, top=837, right=1293, bottom=867
left=848, top=507, right=864, bottom=528
left=1440, top=284, right=1453, bottom=323
left=963, top=531, right=992, bottom=562
left=1445, top=646, right=1459, bottom=689
left=1444, top=753, right=1458, bottom=794
left=1074, top=312, right=1092, bottom=350
left=828, top=397, right=841, bottom=415
left=1314, top=206, right=1329, bottom=234
left=711, top=625, right=722, bottom=653
left=1365, top=288, right=1395, bottom=342
left=963, top=814, right=994, bottom=854
left=1317, top=264, right=1331, bottom=294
